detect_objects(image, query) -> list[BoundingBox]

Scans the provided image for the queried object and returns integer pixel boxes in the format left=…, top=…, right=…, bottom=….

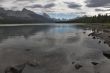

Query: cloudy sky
left=0, top=0, right=110, bottom=19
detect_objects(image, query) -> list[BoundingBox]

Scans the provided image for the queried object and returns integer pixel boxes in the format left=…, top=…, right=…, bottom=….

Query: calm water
left=0, top=24, right=110, bottom=73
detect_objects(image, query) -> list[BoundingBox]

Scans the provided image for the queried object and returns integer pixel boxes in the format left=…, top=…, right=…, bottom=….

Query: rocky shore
left=87, top=24, right=110, bottom=46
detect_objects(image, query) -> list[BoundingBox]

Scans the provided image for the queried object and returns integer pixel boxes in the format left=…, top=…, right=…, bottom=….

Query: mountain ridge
left=0, top=8, right=53, bottom=23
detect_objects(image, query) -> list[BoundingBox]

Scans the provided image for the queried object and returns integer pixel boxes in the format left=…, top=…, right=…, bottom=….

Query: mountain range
left=0, top=8, right=53, bottom=23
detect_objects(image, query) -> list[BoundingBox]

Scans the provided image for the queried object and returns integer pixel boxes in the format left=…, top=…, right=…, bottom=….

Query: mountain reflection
left=0, top=25, right=50, bottom=42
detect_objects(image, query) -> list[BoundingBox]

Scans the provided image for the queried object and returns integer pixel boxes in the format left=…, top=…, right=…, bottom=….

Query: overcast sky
left=0, top=0, right=110, bottom=19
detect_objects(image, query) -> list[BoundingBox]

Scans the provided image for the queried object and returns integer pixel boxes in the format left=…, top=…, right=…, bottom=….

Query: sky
left=0, top=0, right=110, bottom=19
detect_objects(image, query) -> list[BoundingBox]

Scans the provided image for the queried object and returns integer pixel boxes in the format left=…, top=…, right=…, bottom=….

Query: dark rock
left=27, top=63, right=38, bottom=67
left=103, top=51, right=110, bottom=59
left=5, top=64, right=26, bottom=73
left=103, top=29, right=110, bottom=33
left=88, top=33, right=95, bottom=36
left=74, top=64, right=82, bottom=70
left=88, top=34, right=91, bottom=36
left=91, top=62, right=99, bottom=65
left=25, top=49, right=31, bottom=52
left=104, top=40, right=110, bottom=45
left=83, top=31, right=86, bottom=34
left=27, top=61, right=40, bottom=67
left=98, top=41, right=101, bottom=43
left=5, top=67, right=19, bottom=73
left=104, top=41, right=106, bottom=44
left=72, top=62, right=75, bottom=64
left=93, top=36, right=96, bottom=39
left=108, top=36, right=110, bottom=38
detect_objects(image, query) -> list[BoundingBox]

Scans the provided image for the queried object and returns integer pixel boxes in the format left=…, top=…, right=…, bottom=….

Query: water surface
left=0, top=23, right=110, bottom=73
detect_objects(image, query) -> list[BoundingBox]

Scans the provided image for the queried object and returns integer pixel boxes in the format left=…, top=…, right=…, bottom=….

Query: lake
left=0, top=23, right=110, bottom=73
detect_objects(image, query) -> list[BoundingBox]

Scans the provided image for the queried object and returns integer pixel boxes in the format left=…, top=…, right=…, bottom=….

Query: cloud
left=95, top=8, right=110, bottom=11
left=26, top=4, right=43, bottom=8
left=64, top=2, right=82, bottom=9
left=15, top=0, right=56, bottom=3
left=86, top=0, right=110, bottom=7
left=44, top=3, right=55, bottom=8
left=0, top=0, right=109, bottom=19
left=26, top=3, right=55, bottom=8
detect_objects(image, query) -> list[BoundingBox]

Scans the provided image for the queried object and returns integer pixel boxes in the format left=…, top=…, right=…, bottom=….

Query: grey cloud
left=15, top=0, right=56, bottom=2
left=0, top=0, right=15, bottom=4
left=95, top=8, right=110, bottom=11
left=44, top=3, right=55, bottom=8
left=86, top=0, right=110, bottom=7
left=64, top=2, right=82, bottom=9
left=15, top=0, right=37, bottom=2
left=103, top=6, right=110, bottom=8
left=26, top=4, right=43, bottom=8
left=27, top=3, right=55, bottom=9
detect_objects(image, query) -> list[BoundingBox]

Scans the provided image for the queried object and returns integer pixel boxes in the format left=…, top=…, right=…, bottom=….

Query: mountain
left=0, top=8, right=53, bottom=23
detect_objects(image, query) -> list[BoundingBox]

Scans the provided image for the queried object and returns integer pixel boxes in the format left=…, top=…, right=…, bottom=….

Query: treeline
left=61, top=14, right=110, bottom=23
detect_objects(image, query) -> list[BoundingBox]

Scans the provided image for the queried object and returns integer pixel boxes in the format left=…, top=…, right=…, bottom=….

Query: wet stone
left=27, top=60, right=40, bottom=68
left=98, top=41, right=101, bottom=43
left=104, top=41, right=106, bottom=44
left=88, top=33, right=95, bottom=36
left=83, top=31, right=86, bottom=34
left=27, top=62, right=39, bottom=67
left=93, top=36, right=96, bottom=39
left=91, top=62, right=99, bottom=65
left=5, top=67, right=19, bottom=73
left=108, top=36, right=110, bottom=38
left=103, top=51, right=110, bottom=59
left=72, top=62, right=75, bottom=64
left=74, top=64, right=83, bottom=70
left=5, top=64, right=26, bottom=73
left=103, top=29, right=110, bottom=33
left=25, top=49, right=31, bottom=52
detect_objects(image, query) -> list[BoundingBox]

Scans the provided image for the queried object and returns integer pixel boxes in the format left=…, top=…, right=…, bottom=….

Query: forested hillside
left=61, top=14, right=110, bottom=23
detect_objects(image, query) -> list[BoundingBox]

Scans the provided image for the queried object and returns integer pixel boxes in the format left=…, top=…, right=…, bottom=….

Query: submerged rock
left=103, top=29, right=110, bottom=33
left=99, top=41, right=101, bottom=43
left=103, top=51, right=110, bottom=59
left=72, top=62, right=75, bottom=64
left=25, top=49, right=31, bottom=52
left=5, top=64, right=26, bottom=73
left=74, top=64, right=83, bottom=70
left=91, top=62, right=99, bottom=65
left=93, top=36, right=96, bottom=39
left=27, top=61, right=40, bottom=67
left=83, top=31, right=86, bottom=34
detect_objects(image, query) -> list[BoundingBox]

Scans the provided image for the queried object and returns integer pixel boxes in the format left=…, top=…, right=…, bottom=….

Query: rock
left=74, top=64, right=82, bottom=70
left=99, top=41, right=101, bottom=43
left=104, top=41, right=106, bottom=44
left=27, top=60, right=40, bottom=67
left=5, top=67, right=19, bottom=73
left=5, top=64, right=26, bottom=73
left=25, top=49, right=31, bottom=52
left=108, top=36, right=110, bottom=38
left=103, top=51, right=110, bottom=59
left=93, top=36, right=96, bottom=39
left=91, top=62, right=99, bottom=65
left=27, top=63, right=39, bottom=67
left=103, top=29, right=110, bottom=33
left=104, top=40, right=110, bottom=45
left=72, top=62, right=75, bottom=64
left=88, top=33, right=95, bottom=36
left=83, top=31, right=86, bottom=34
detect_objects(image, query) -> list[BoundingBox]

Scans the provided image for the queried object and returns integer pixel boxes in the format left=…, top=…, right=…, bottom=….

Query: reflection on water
left=0, top=24, right=110, bottom=73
